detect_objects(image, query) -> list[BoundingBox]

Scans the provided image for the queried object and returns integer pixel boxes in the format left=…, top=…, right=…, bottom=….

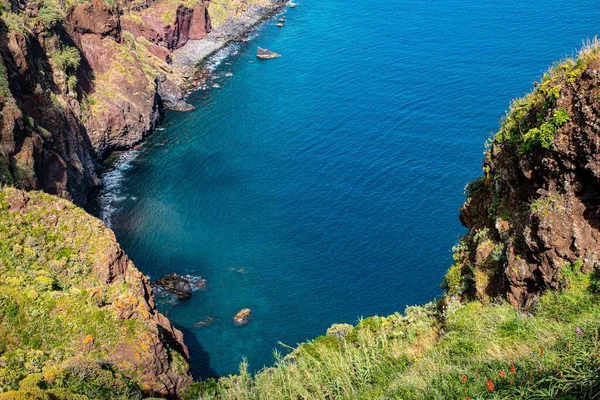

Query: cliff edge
left=448, top=40, right=600, bottom=308
left=0, top=187, right=191, bottom=398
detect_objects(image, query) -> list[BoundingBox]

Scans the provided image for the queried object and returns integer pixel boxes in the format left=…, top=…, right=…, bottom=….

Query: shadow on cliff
left=175, top=324, right=219, bottom=380
left=0, top=18, right=101, bottom=205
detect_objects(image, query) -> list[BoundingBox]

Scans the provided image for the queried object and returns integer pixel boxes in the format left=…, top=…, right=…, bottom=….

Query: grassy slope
left=187, top=264, right=600, bottom=399
left=185, top=42, right=600, bottom=400
left=0, top=188, right=160, bottom=399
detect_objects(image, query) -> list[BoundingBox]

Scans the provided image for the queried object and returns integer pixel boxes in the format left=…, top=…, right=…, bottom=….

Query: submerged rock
left=233, top=308, right=252, bottom=326
left=194, top=315, right=215, bottom=328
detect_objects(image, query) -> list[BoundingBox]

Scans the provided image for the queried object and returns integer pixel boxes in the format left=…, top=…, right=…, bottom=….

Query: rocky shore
left=173, top=0, right=287, bottom=69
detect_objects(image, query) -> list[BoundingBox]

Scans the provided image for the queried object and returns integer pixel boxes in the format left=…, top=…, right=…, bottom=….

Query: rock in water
left=155, top=273, right=193, bottom=299
left=157, top=75, right=195, bottom=111
left=233, top=308, right=252, bottom=326
left=257, top=47, right=281, bottom=59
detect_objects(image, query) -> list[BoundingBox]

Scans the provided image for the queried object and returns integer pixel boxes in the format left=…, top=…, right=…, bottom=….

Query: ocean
left=99, top=0, right=600, bottom=377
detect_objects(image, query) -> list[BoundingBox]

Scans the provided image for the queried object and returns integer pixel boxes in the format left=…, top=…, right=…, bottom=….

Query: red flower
left=510, top=380, right=514, bottom=386
left=498, top=371, right=506, bottom=379
left=510, top=365, right=516, bottom=374
left=461, top=375, right=467, bottom=383
left=540, top=347, right=545, bottom=356
left=475, top=370, right=480, bottom=378
left=486, top=378, right=495, bottom=392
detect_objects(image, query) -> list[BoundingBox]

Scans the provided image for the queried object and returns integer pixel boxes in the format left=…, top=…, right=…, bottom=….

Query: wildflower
left=475, top=370, right=480, bottom=378
left=576, top=327, right=583, bottom=336
left=540, top=347, right=545, bottom=356
left=498, top=371, right=506, bottom=379
left=510, top=380, right=514, bottom=386
left=510, top=364, right=516, bottom=374
left=461, top=375, right=467, bottom=383
left=486, top=378, right=495, bottom=392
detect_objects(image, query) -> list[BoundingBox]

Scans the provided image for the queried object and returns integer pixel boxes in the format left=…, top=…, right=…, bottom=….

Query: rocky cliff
left=0, top=187, right=192, bottom=397
left=445, top=41, right=600, bottom=308
left=0, top=0, right=282, bottom=207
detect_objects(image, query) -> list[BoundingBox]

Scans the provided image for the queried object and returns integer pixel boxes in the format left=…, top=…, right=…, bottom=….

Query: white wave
left=98, top=150, right=140, bottom=228
left=204, top=43, right=243, bottom=72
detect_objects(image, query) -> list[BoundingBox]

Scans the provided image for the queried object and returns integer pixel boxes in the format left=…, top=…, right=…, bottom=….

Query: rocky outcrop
left=233, top=308, right=252, bottom=326
left=68, top=0, right=121, bottom=39
left=451, top=44, right=600, bottom=308
left=0, top=0, right=284, bottom=204
left=157, top=75, right=194, bottom=111
left=155, top=273, right=194, bottom=299
left=0, top=187, right=192, bottom=397
left=120, top=0, right=210, bottom=55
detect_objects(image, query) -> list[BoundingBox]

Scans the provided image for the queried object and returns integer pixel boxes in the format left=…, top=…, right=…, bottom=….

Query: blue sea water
left=101, top=0, right=600, bottom=377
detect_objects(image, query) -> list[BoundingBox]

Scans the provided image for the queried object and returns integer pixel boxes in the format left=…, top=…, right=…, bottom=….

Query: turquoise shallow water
left=101, top=0, right=600, bottom=377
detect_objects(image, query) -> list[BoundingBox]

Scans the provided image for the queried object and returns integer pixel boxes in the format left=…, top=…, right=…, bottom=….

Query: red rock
left=234, top=308, right=252, bottom=326
left=459, top=59, right=600, bottom=308
left=68, top=0, right=121, bottom=39
left=121, top=1, right=210, bottom=52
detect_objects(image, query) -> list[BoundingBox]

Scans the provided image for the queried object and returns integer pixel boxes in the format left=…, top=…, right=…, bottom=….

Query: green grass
left=184, top=265, right=600, bottom=399
left=493, top=40, right=599, bottom=155
left=0, top=188, right=172, bottom=398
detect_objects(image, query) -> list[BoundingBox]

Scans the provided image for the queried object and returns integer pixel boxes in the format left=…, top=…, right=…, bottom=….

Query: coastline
left=94, top=1, right=289, bottom=224
left=173, top=1, right=288, bottom=70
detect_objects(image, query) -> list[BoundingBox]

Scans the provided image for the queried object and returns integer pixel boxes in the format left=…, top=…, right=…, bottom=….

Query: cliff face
left=120, top=0, right=210, bottom=52
left=0, top=16, right=100, bottom=205
left=446, top=43, right=600, bottom=308
left=0, top=187, right=192, bottom=397
left=0, top=0, right=180, bottom=203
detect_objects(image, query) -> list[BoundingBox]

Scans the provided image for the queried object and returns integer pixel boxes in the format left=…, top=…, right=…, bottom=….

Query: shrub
left=464, top=176, right=486, bottom=196
left=0, top=61, right=10, bottom=99
left=520, top=109, right=570, bottom=154
left=49, top=46, right=81, bottom=74
left=37, top=0, right=64, bottom=30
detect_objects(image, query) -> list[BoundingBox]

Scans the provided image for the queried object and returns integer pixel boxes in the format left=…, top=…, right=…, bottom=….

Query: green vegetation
left=0, top=156, right=14, bottom=187
left=0, top=11, right=26, bottom=34
left=184, top=260, right=600, bottom=399
left=463, top=176, right=486, bottom=196
left=519, top=109, right=570, bottom=154
left=530, top=193, right=561, bottom=216
left=494, top=39, right=600, bottom=155
left=0, top=61, right=10, bottom=99
left=37, top=0, right=64, bottom=30
left=0, top=188, right=162, bottom=398
left=49, top=46, right=81, bottom=75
